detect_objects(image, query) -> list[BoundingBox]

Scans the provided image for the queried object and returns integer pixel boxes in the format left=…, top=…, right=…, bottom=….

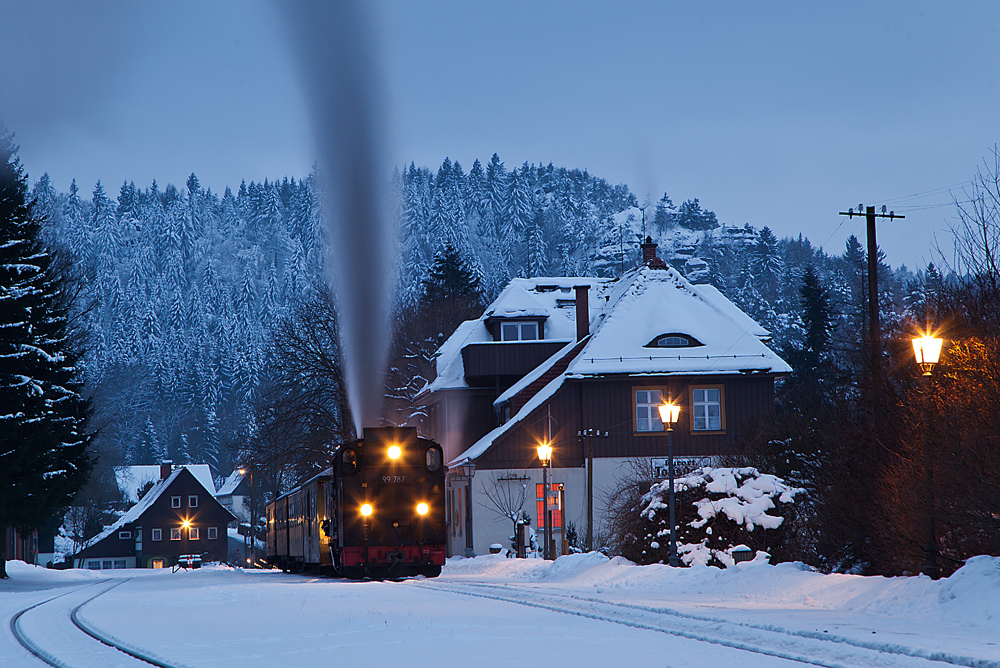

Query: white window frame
left=102, top=560, right=112, bottom=569
left=207, top=527, right=218, bottom=540
left=170, top=528, right=181, bottom=541
left=113, top=559, right=126, bottom=569
left=88, top=561, right=101, bottom=570
left=189, top=527, right=200, bottom=540
left=634, top=389, right=664, bottom=432
left=119, top=530, right=131, bottom=540
left=500, top=321, right=539, bottom=341
left=171, top=496, right=181, bottom=508
left=188, top=495, right=198, bottom=508
left=151, top=528, right=162, bottom=541
left=657, top=336, right=689, bottom=347
left=691, top=386, right=724, bottom=432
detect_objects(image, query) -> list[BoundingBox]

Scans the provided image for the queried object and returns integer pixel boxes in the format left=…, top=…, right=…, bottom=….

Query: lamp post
left=658, top=399, right=681, bottom=567
left=239, top=466, right=255, bottom=567
left=913, top=334, right=943, bottom=579
left=577, top=429, right=609, bottom=553
left=536, top=442, right=552, bottom=560
left=181, top=518, right=191, bottom=567
left=462, top=462, right=477, bottom=557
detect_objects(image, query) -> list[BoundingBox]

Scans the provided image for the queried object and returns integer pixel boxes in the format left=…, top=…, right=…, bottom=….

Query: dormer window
left=501, top=321, right=538, bottom=341
left=644, top=333, right=703, bottom=348
left=658, top=336, right=689, bottom=347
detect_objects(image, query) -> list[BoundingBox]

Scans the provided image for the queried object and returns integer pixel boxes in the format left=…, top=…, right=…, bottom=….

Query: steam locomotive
left=265, top=427, right=447, bottom=578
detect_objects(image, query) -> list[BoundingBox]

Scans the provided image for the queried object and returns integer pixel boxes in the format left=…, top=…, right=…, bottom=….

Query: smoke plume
left=277, top=0, right=395, bottom=434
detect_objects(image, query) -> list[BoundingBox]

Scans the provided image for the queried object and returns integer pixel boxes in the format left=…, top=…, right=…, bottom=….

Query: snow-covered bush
left=627, top=467, right=804, bottom=568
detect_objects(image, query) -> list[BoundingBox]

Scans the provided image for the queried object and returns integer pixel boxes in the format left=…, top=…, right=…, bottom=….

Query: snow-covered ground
left=3, top=554, right=999, bottom=668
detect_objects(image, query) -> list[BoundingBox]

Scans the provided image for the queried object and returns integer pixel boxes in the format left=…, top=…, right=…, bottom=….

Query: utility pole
left=838, top=205, right=904, bottom=383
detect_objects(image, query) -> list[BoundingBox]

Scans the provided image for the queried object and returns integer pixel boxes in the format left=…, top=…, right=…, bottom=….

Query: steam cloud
left=277, top=0, right=395, bottom=435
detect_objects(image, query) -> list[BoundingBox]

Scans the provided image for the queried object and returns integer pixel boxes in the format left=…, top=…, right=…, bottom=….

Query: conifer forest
left=26, top=153, right=933, bottom=478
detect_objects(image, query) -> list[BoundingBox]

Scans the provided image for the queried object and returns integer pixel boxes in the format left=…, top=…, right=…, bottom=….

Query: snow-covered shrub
left=628, top=467, right=804, bottom=568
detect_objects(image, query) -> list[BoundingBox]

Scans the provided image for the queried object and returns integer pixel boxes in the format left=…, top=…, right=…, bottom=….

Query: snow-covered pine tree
left=0, top=130, right=93, bottom=579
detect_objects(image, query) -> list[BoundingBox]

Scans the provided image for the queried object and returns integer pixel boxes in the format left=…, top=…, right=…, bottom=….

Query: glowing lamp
left=416, top=502, right=429, bottom=516
left=536, top=442, right=552, bottom=463
left=387, top=445, right=402, bottom=460
left=658, top=402, right=681, bottom=428
left=360, top=503, right=373, bottom=517
left=181, top=519, right=191, bottom=529
left=912, top=335, right=943, bottom=376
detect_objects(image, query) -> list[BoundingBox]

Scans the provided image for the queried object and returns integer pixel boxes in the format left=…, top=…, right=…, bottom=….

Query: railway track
left=10, top=578, right=187, bottom=668
left=417, top=580, right=998, bottom=668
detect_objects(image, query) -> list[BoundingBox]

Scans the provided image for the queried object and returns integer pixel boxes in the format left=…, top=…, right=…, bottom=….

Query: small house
left=72, top=462, right=235, bottom=569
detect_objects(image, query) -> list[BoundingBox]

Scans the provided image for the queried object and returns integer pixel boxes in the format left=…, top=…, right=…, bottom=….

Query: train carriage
left=266, top=427, right=446, bottom=578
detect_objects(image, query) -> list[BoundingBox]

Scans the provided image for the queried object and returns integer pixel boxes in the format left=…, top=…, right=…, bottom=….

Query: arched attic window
left=643, top=333, right=704, bottom=348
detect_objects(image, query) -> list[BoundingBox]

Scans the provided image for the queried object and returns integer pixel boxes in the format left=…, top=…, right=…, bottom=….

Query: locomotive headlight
left=360, top=503, right=374, bottom=517
left=416, top=502, right=429, bottom=516
left=387, top=445, right=402, bottom=460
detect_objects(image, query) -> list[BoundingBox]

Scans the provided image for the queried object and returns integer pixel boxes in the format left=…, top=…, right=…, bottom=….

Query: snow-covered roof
left=565, top=266, right=790, bottom=377
left=494, top=339, right=580, bottom=407
left=450, top=369, right=568, bottom=467
left=445, top=265, right=790, bottom=467
left=78, top=469, right=183, bottom=553
left=216, top=470, right=245, bottom=497
left=422, top=277, right=612, bottom=394
left=115, top=464, right=216, bottom=504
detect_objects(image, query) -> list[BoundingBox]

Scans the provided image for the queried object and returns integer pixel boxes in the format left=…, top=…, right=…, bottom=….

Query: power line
left=867, top=179, right=977, bottom=206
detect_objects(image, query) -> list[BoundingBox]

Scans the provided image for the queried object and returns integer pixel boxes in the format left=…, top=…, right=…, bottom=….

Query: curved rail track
left=417, top=580, right=999, bottom=668
left=10, top=578, right=186, bottom=668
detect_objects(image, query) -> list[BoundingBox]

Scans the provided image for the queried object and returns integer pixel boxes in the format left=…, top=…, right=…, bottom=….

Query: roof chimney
left=641, top=236, right=658, bottom=265
left=574, top=285, right=590, bottom=340
left=160, top=460, right=173, bottom=481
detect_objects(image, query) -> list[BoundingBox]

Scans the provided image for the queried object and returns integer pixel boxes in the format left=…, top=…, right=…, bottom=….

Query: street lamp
left=658, top=399, right=681, bottom=567
left=912, top=335, right=943, bottom=376
left=536, top=442, right=553, bottom=560
left=239, top=466, right=255, bottom=567
left=912, top=333, right=943, bottom=578
left=462, top=462, right=477, bottom=557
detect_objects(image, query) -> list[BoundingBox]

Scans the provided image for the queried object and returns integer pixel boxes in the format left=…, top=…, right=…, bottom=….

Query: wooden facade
left=428, top=373, right=775, bottom=470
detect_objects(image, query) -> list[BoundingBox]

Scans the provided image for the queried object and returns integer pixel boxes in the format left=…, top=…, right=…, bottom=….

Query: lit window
left=170, top=528, right=181, bottom=541
left=119, top=531, right=132, bottom=540
left=152, top=559, right=164, bottom=569
left=500, top=321, right=539, bottom=341
left=692, top=387, right=724, bottom=431
left=151, top=528, right=162, bottom=541
left=207, top=527, right=218, bottom=540
left=190, top=527, right=200, bottom=540
left=188, top=495, right=198, bottom=508
left=635, top=389, right=664, bottom=432
left=171, top=496, right=181, bottom=508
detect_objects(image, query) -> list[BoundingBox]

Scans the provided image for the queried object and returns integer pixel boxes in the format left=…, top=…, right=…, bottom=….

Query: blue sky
left=2, top=1, right=998, bottom=269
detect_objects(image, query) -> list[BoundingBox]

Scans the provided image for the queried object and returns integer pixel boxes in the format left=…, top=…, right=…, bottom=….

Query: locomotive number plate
left=381, top=475, right=406, bottom=483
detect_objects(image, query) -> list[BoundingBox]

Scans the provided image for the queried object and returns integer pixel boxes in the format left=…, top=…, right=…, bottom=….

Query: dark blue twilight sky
left=2, top=1, right=999, bottom=269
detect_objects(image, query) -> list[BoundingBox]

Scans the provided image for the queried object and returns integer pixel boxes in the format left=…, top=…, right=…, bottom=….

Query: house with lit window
left=71, top=462, right=234, bottom=570
left=416, top=239, right=791, bottom=558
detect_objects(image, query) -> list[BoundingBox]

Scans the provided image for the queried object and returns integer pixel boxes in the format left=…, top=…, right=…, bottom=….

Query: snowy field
left=3, top=553, right=1000, bottom=668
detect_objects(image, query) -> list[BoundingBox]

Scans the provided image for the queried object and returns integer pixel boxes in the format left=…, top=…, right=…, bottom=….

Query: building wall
left=459, top=456, right=713, bottom=557
left=475, top=374, right=775, bottom=470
